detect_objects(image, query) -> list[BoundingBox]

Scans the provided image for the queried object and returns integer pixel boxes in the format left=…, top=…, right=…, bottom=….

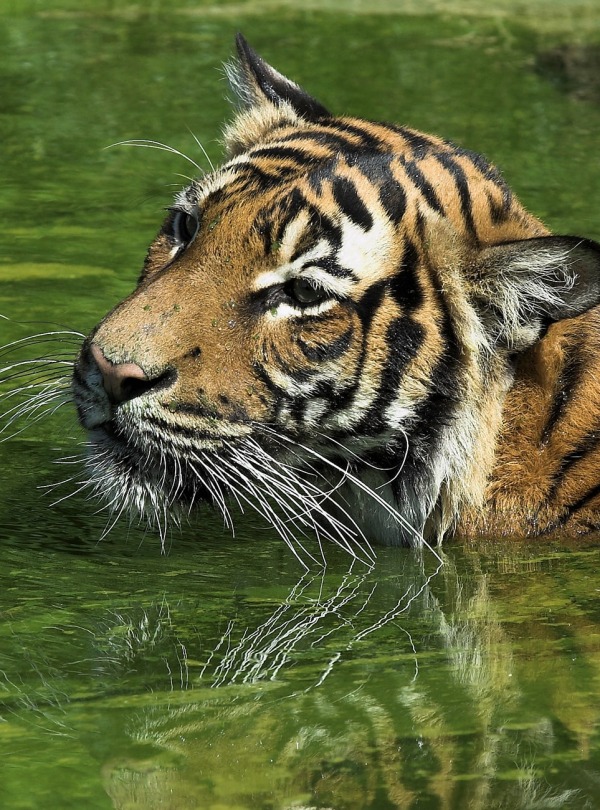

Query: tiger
left=71, top=34, right=600, bottom=556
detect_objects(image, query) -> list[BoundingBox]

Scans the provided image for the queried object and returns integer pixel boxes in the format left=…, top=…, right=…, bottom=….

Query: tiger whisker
left=97, top=494, right=132, bottom=544
left=0, top=397, right=71, bottom=441
left=0, top=389, right=68, bottom=422
left=222, top=446, right=370, bottom=564
left=38, top=475, right=78, bottom=492
left=188, top=454, right=235, bottom=531
left=48, top=479, right=95, bottom=508
left=249, top=428, right=376, bottom=562
left=218, top=461, right=323, bottom=568
left=0, top=388, right=69, bottom=426
left=259, top=425, right=440, bottom=562
left=0, top=332, right=82, bottom=359
left=108, top=139, right=205, bottom=175
left=0, top=367, right=73, bottom=389
left=317, top=428, right=411, bottom=490
left=188, top=128, right=216, bottom=172
left=234, top=440, right=371, bottom=554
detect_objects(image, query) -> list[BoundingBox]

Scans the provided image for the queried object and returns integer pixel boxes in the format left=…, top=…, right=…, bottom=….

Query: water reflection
left=4, top=547, right=597, bottom=808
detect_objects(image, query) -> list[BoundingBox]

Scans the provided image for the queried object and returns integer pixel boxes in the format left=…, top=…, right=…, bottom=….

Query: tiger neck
left=344, top=369, right=513, bottom=547
left=457, top=316, right=598, bottom=538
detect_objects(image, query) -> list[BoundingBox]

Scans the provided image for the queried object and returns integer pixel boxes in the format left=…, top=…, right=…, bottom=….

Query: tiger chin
left=72, top=34, right=600, bottom=555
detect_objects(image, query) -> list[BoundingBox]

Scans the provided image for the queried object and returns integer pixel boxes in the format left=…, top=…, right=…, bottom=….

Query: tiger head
left=72, top=35, right=600, bottom=555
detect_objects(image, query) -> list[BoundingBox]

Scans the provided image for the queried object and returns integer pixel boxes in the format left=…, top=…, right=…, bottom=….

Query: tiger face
left=72, top=35, right=600, bottom=554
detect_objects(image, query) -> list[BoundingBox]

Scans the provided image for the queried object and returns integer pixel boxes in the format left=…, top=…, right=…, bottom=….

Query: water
left=1, top=1, right=600, bottom=807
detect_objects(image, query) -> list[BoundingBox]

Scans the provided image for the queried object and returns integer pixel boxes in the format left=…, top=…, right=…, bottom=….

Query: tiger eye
left=175, top=211, right=199, bottom=244
left=291, top=278, right=327, bottom=305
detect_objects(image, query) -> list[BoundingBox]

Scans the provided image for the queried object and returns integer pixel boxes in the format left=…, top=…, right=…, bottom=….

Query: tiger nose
left=90, top=343, right=155, bottom=405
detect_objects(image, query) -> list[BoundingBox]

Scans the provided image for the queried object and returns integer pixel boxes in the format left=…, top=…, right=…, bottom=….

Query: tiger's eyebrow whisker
left=107, top=139, right=205, bottom=175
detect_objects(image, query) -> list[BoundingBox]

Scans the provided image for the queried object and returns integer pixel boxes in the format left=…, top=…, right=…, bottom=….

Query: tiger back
left=71, top=35, right=600, bottom=552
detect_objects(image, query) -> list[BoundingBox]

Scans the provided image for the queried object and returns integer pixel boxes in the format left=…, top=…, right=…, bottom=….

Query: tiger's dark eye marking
left=355, top=281, right=386, bottom=335
left=297, top=325, right=354, bottom=362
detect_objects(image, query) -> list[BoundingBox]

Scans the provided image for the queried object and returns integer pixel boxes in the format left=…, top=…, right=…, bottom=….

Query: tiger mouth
left=91, top=406, right=252, bottom=450
left=84, top=414, right=350, bottom=529
left=86, top=418, right=223, bottom=512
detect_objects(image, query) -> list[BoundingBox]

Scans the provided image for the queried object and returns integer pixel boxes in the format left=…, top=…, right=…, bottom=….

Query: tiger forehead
left=179, top=136, right=395, bottom=211
left=179, top=151, right=397, bottom=249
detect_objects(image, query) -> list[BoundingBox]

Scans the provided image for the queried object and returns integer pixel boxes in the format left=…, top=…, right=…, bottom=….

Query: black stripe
left=326, top=120, right=388, bottom=151
left=278, top=129, right=365, bottom=155
left=171, top=401, right=222, bottom=420
left=290, top=207, right=343, bottom=259
left=352, top=153, right=408, bottom=225
left=486, top=189, right=511, bottom=225
left=546, top=429, right=600, bottom=502
left=415, top=206, right=427, bottom=244
left=560, top=481, right=600, bottom=523
left=540, top=350, right=585, bottom=445
left=323, top=347, right=369, bottom=420
left=400, top=273, right=464, bottom=454
left=289, top=396, right=309, bottom=425
left=388, top=239, right=423, bottom=313
left=229, top=165, right=284, bottom=194
left=314, top=294, right=382, bottom=425
left=332, top=176, right=373, bottom=230
left=144, top=416, right=226, bottom=441
left=267, top=341, right=315, bottom=385
left=401, top=159, right=445, bottom=216
left=356, top=317, right=426, bottom=435
left=386, top=124, right=436, bottom=158
left=273, top=188, right=308, bottom=244
left=253, top=208, right=274, bottom=256
left=254, top=189, right=315, bottom=257
left=452, top=144, right=509, bottom=190
left=355, top=281, right=386, bottom=336
left=434, top=152, right=476, bottom=235
left=249, top=145, right=321, bottom=165
left=378, top=173, right=407, bottom=224
left=252, top=359, right=289, bottom=400
left=297, top=325, right=354, bottom=362
left=451, top=144, right=514, bottom=222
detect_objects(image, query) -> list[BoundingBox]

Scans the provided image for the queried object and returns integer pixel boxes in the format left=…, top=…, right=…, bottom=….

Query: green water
left=2, top=1, right=600, bottom=807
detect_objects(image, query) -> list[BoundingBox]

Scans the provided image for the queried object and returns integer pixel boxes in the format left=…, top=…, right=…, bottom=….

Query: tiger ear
left=227, top=34, right=330, bottom=119
left=473, top=236, right=600, bottom=350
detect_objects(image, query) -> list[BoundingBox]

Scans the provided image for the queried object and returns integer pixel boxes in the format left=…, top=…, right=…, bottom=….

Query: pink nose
left=90, top=344, right=150, bottom=405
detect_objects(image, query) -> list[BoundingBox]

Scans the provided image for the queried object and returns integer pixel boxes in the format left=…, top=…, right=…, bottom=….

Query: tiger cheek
left=295, top=313, right=358, bottom=370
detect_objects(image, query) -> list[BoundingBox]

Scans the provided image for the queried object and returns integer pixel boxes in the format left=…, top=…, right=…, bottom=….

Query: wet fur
left=6, top=36, right=600, bottom=557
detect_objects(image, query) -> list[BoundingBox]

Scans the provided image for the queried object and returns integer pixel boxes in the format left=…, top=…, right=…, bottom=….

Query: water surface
left=1, top=1, right=600, bottom=808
